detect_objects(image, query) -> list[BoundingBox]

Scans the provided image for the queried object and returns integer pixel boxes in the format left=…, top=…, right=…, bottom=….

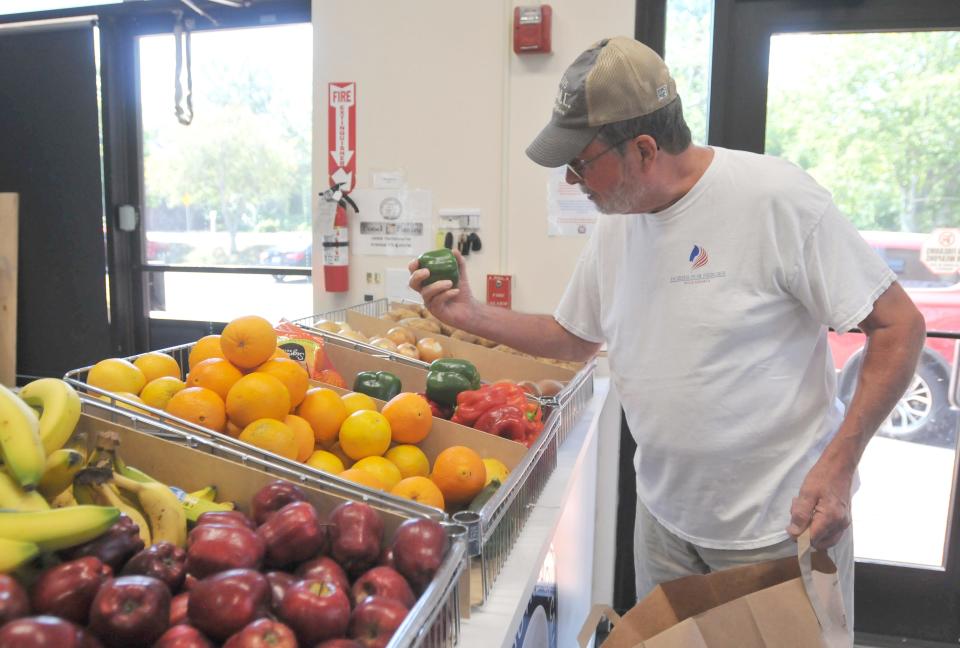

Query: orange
left=338, top=410, right=391, bottom=461
left=351, top=456, right=403, bottom=491
left=296, top=387, right=349, bottom=447
left=87, top=358, right=147, bottom=395
left=189, top=335, right=225, bottom=370
left=133, top=352, right=182, bottom=384
left=305, top=449, right=345, bottom=474
left=340, top=391, right=378, bottom=415
left=238, top=418, right=298, bottom=460
left=284, top=414, right=315, bottom=462
left=139, top=376, right=187, bottom=410
left=225, top=420, right=244, bottom=438
left=317, top=369, right=346, bottom=388
left=338, top=468, right=386, bottom=491
left=255, top=357, right=309, bottom=408
left=385, top=445, right=430, bottom=479
left=94, top=392, right=148, bottom=415
left=225, top=373, right=291, bottom=429
left=186, top=357, right=244, bottom=400
left=220, top=315, right=277, bottom=369
left=381, top=392, right=432, bottom=444
left=482, top=458, right=510, bottom=486
left=391, top=476, right=445, bottom=510
left=430, top=446, right=486, bottom=505
left=165, top=386, right=227, bottom=433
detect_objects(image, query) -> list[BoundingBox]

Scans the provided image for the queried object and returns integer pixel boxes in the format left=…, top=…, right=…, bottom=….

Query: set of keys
left=436, top=231, right=482, bottom=255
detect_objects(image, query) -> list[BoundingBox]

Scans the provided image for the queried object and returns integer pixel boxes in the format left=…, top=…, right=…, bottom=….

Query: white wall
left=312, top=0, right=635, bottom=315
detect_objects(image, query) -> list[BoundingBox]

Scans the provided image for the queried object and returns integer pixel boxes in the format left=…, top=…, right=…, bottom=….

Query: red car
left=829, top=230, right=960, bottom=446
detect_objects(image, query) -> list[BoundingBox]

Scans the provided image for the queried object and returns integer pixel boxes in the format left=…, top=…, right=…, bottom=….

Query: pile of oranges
left=86, top=314, right=508, bottom=513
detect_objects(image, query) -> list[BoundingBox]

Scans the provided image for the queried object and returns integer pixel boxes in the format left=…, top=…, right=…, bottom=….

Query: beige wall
left=312, top=0, right=635, bottom=315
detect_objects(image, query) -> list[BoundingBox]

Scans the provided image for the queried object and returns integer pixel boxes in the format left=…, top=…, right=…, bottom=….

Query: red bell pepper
left=451, top=382, right=544, bottom=446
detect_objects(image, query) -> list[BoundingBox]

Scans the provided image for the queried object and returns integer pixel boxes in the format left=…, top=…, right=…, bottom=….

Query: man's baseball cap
left=526, top=37, right=678, bottom=168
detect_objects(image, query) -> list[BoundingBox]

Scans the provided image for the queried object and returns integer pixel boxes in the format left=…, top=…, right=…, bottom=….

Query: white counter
left=459, top=377, right=612, bottom=648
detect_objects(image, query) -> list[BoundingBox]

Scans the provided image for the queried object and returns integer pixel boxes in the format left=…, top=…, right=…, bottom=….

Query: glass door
left=707, top=0, right=960, bottom=640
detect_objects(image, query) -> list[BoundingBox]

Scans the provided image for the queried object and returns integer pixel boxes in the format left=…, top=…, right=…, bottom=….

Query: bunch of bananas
left=0, top=379, right=234, bottom=573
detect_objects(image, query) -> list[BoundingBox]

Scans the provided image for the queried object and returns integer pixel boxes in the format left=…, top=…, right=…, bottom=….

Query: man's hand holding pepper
left=408, top=249, right=476, bottom=329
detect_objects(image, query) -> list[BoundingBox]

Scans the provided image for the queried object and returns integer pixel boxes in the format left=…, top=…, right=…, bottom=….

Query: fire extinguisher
left=320, top=183, right=358, bottom=293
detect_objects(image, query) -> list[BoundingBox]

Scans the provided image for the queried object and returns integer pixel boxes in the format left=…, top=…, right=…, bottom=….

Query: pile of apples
left=0, top=480, right=449, bottom=648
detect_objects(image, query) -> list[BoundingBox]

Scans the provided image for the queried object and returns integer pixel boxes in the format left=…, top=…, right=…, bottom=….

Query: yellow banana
left=187, top=485, right=218, bottom=502
left=38, top=448, right=86, bottom=500
left=18, top=379, right=82, bottom=456
left=0, top=385, right=45, bottom=490
left=50, top=489, right=78, bottom=508
left=92, top=482, right=151, bottom=547
left=0, top=470, right=49, bottom=511
left=0, top=505, right=119, bottom=552
left=173, top=488, right=235, bottom=524
left=0, top=538, right=39, bottom=573
left=113, top=473, right=186, bottom=547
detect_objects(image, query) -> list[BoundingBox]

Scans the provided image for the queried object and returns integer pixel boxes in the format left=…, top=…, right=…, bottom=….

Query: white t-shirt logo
left=689, top=244, right=709, bottom=269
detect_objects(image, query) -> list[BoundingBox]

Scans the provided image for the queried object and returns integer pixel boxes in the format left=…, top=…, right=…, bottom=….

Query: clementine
left=384, top=445, right=430, bottom=479
left=87, top=358, right=147, bottom=395
left=351, top=456, right=403, bottom=491
left=296, top=387, right=349, bottom=447
left=305, top=449, right=345, bottom=474
left=430, top=446, right=486, bottom=505
left=255, top=357, right=309, bottom=408
left=225, top=420, right=244, bottom=438
left=340, top=391, right=378, bottom=415
left=220, top=315, right=277, bottom=369
left=139, top=376, right=187, bottom=410
left=133, top=352, right=182, bottom=384
left=186, top=357, right=243, bottom=400
left=338, top=410, right=391, bottom=461
left=238, top=418, right=298, bottom=460
left=391, top=476, right=445, bottom=510
left=284, top=414, right=315, bottom=462
left=188, top=335, right=225, bottom=370
left=165, top=386, right=227, bottom=433
left=381, top=392, right=432, bottom=444
left=338, top=468, right=386, bottom=491
left=225, top=373, right=291, bottom=428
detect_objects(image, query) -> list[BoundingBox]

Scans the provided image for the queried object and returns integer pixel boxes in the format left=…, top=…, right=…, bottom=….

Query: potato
left=400, top=318, right=441, bottom=334
left=450, top=329, right=480, bottom=344
left=536, top=379, right=566, bottom=397
left=386, top=326, right=417, bottom=346
left=416, top=337, right=445, bottom=363
left=396, top=343, right=420, bottom=360
left=312, top=319, right=340, bottom=333
left=516, top=380, right=542, bottom=397
left=340, top=330, right=369, bottom=343
left=370, top=337, right=399, bottom=352
left=388, top=308, right=421, bottom=321
left=334, top=321, right=353, bottom=333
left=475, top=335, right=499, bottom=348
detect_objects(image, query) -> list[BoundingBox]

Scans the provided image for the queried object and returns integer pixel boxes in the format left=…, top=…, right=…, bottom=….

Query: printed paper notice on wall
left=328, top=82, right=356, bottom=192
left=350, top=189, right=432, bottom=257
left=546, top=166, right=598, bottom=236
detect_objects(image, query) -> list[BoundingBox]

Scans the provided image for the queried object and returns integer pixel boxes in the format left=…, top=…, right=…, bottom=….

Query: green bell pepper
left=352, top=371, right=402, bottom=401
left=426, top=358, right=481, bottom=406
left=417, top=248, right=459, bottom=288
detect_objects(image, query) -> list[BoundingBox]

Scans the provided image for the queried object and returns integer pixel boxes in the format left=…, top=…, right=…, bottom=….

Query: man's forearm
left=451, top=302, right=599, bottom=362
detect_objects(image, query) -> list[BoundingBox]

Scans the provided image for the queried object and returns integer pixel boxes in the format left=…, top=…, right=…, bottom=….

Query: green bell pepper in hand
left=417, top=248, right=459, bottom=288
left=426, top=358, right=480, bottom=406
left=352, top=371, right=402, bottom=401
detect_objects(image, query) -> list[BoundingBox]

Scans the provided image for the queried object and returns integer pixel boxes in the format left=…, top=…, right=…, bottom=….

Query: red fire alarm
left=513, top=5, right=551, bottom=55
left=487, top=274, right=512, bottom=309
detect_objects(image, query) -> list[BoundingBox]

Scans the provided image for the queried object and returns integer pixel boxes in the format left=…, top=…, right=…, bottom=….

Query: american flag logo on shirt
left=689, top=245, right=709, bottom=270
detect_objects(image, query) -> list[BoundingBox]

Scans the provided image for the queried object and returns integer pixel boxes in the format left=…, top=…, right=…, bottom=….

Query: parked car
left=259, top=242, right=311, bottom=282
left=829, top=230, right=960, bottom=447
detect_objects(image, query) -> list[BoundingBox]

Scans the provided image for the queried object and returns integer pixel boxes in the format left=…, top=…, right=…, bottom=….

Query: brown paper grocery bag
left=578, top=531, right=849, bottom=647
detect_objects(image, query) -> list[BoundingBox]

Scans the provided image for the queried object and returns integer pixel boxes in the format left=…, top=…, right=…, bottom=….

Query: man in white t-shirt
left=409, top=36, right=925, bottom=632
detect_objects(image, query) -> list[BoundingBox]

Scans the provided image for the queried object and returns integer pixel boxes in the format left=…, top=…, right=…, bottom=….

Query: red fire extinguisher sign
left=328, top=82, right=356, bottom=192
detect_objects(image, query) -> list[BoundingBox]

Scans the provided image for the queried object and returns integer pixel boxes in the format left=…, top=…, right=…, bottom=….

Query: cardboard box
left=578, top=534, right=849, bottom=648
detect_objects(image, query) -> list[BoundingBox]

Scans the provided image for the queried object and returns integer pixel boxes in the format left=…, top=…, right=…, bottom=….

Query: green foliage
left=665, top=0, right=713, bottom=144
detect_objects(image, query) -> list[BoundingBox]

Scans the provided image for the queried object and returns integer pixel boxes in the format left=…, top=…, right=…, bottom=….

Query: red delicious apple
left=378, top=546, right=395, bottom=569
left=169, top=591, right=190, bottom=626
left=251, top=480, right=308, bottom=526
left=390, top=518, right=448, bottom=592
left=347, top=596, right=409, bottom=648
left=222, top=618, right=298, bottom=648
left=0, top=574, right=30, bottom=625
left=256, top=500, right=328, bottom=568
left=0, top=615, right=103, bottom=647
left=58, top=515, right=144, bottom=571
left=186, top=523, right=265, bottom=578
left=88, top=575, right=171, bottom=648
left=328, top=501, right=384, bottom=576
left=153, top=623, right=215, bottom=648
left=182, top=574, right=199, bottom=591
left=194, top=510, right=255, bottom=530
left=277, top=578, right=351, bottom=645
left=121, top=541, right=187, bottom=592
left=30, top=556, right=112, bottom=624
left=316, top=640, right=365, bottom=648
left=351, top=566, right=415, bottom=608
left=187, top=568, right=270, bottom=642
left=295, top=556, right=350, bottom=595
left=264, top=571, right=295, bottom=613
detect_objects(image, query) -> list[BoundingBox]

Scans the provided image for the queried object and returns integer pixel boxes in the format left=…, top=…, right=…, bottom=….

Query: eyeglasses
left=566, top=136, right=635, bottom=182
